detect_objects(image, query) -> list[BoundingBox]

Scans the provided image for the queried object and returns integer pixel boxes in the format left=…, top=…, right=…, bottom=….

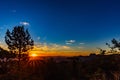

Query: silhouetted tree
left=106, top=38, right=120, bottom=54
left=5, top=26, right=34, bottom=68
left=97, top=48, right=106, bottom=55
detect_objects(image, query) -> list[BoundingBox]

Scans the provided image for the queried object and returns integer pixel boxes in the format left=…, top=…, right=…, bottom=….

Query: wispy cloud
left=79, top=43, right=85, bottom=45
left=34, top=42, right=71, bottom=52
left=66, top=40, right=75, bottom=44
left=49, top=43, right=71, bottom=50
left=62, top=46, right=70, bottom=49
left=20, top=22, right=30, bottom=26
left=37, top=37, right=40, bottom=40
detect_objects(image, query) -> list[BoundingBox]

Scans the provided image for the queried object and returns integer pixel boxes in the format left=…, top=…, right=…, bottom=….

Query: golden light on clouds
left=1, top=41, right=96, bottom=56
left=26, top=42, right=96, bottom=56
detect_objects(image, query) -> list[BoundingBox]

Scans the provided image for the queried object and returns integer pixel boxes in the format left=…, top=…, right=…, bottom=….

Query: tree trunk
left=18, top=48, right=21, bottom=70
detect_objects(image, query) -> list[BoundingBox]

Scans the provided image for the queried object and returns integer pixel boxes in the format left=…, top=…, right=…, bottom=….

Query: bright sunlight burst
left=30, top=53, right=38, bottom=57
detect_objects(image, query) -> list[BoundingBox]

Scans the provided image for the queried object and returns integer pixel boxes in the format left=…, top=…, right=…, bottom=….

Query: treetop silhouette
left=5, top=26, right=34, bottom=61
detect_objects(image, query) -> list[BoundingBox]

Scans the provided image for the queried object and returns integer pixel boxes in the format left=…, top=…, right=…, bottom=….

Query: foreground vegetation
left=0, top=54, right=119, bottom=80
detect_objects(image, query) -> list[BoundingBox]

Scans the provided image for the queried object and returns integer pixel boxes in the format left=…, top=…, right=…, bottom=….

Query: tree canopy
left=5, top=26, right=34, bottom=59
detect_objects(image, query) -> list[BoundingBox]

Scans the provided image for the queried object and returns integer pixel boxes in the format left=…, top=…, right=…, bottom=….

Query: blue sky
left=0, top=0, right=120, bottom=55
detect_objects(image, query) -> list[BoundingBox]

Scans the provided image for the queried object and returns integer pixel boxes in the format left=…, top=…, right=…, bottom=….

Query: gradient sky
left=0, top=0, right=120, bottom=56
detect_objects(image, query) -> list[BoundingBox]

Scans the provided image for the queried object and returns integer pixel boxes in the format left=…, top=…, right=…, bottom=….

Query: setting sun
left=30, top=53, right=38, bottom=57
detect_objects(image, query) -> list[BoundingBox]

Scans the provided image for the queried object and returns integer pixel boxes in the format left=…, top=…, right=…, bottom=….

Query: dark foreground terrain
left=0, top=54, right=120, bottom=80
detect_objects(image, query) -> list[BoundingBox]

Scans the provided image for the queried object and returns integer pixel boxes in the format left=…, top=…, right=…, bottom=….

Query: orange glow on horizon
left=29, top=46, right=96, bottom=57
left=29, top=51, right=91, bottom=57
left=28, top=45, right=97, bottom=57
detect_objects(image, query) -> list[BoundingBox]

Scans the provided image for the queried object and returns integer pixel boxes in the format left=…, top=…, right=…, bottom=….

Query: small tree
left=106, top=38, right=120, bottom=54
left=5, top=26, right=34, bottom=68
left=97, top=48, right=106, bottom=55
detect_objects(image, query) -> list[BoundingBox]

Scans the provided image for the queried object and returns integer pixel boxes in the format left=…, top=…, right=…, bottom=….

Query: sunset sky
left=0, top=0, right=120, bottom=56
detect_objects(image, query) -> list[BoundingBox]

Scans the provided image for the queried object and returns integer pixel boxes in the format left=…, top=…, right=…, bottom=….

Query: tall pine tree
left=5, top=26, right=34, bottom=68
